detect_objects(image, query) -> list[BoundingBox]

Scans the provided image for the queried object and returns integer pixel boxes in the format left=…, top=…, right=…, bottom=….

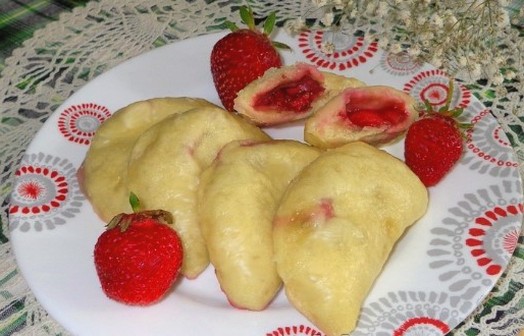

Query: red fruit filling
left=340, top=95, right=408, bottom=128
left=253, top=75, right=325, bottom=113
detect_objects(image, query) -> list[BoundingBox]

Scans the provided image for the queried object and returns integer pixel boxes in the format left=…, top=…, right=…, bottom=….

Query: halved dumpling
left=234, top=63, right=365, bottom=126
left=198, top=139, right=320, bottom=310
left=304, top=86, right=418, bottom=148
left=126, top=106, right=270, bottom=279
left=80, top=97, right=218, bottom=222
left=273, top=142, right=428, bottom=336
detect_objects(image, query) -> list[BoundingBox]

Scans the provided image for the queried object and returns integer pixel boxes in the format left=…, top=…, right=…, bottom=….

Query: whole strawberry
left=210, top=6, right=287, bottom=111
left=94, top=193, right=183, bottom=305
left=404, top=81, right=471, bottom=187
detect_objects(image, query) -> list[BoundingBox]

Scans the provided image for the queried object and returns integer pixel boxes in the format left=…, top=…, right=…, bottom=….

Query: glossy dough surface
left=198, top=140, right=320, bottom=310
left=273, top=142, right=428, bottom=336
left=82, top=97, right=217, bottom=221
left=126, top=107, right=270, bottom=278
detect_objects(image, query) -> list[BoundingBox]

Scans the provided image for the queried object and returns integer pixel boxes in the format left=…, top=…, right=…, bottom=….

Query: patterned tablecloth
left=0, top=0, right=523, bottom=335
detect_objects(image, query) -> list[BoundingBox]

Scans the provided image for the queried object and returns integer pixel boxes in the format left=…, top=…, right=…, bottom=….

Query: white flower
left=491, top=73, right=505, bottom=86
left=458, top=56, right=468, bottom=67
left=333, top=0, right=345, bottom=10
left=398, top=9, right=411, bottom=22
left=312, top=0, right=328, bottom=8
left=376, top=2, right=389, bottom=16
left=390, top=43, right=403, bottom=54
left=494, top=10, right=510, bottom=28
left=505, top=69, right=517, bottom=80
left=408, top=45, right=422, bottom=57
left=431, top=57, right=443, bottom=68
left=430, top=13, right=444, bottom=29
left=321, top=12, right=335, bottom=26
left=283, top=18, right=306, bottom=35
left=469, top=62, right=483, bottom=79
left=321, top=41, right=335, bottom=54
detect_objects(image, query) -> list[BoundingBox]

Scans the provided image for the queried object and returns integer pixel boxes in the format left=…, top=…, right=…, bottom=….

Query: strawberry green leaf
left=129, top=192, right=141, bottom=213
left=449, top=108, right=464, bottom=118
left=224, top=20, right=239, bottom=32
left=272, top=40, right=292, bottom=51
left=239, top=5, right=255, bottom=30
left=423, top=99, right=433, bottom=113
left=443, top=79, right=454, bottom=111
left=459, top=122, right=474, bottom=129
left=263, top=12, right=276, bottom=35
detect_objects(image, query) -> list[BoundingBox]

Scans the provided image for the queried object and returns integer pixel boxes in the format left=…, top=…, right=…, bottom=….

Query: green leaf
left=129, top=192, right=140, bottom=213
left=272, top=40, right=292, bottom=51
left=423, top=99, right=433, bottom=113
left=263, top=12, right=276, bottom=35
left=443, top=79, right=454, bottom=111
left=239, top=5, right=255, bottom=30
left=450, top=108, right=464, bottom=118
left=224, top=20, right=239, bottom=32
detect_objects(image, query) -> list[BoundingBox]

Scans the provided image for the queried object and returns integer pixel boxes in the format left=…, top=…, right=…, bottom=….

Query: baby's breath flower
left=408, top=45, right=422, bottom=57
left=312, top=0, right=328, bottom=8
left=302, top=0, right=522, bottom=86
left=321, top=12, right=335, bottom=26
left=321, top=41, right=335, bottom=55
left=390, top=43, right=402, bottom=54
left=491, top=73, right=505, bottom=86
left=505, top=69, right=517, bottom=80
left=376, top=2, right=388, bottom=16
left=416, top=15, right=426, bottom=25
left=283, top=18, right=306, bottom=35
left=430, top=13, right=444, bottom=29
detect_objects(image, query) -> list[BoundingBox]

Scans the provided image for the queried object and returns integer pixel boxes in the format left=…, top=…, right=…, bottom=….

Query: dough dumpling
left=198, top=139, right=320, bottom=310
left=126, top=106, right=270, bottom=279
left=234, top=63, right=365, bottom=126
left=273, top=141, right=428, bottom=335
left=81, top=97, right=217, bottom=221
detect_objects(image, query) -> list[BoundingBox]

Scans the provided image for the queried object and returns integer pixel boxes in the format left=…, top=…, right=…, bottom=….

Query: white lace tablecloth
left=0, top=0, right=523, bottom=335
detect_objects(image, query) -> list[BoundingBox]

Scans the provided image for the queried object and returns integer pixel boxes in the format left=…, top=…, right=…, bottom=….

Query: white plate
left=9, top=31, right=523, bottom=336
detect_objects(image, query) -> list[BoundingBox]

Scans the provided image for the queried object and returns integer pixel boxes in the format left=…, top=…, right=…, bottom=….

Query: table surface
left=0, top=1, right=523, bottom=335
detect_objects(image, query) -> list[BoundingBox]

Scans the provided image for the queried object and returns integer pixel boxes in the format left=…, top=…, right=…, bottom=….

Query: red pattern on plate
left=266, top=325, right=323, bottom=336
left=466, top=108, right=517, bottom=168
left=298, top=30, right=378, bottom=71
left=10, top=164, right=68, bottom=215
left=466, top=204, right=524, bottom=275
left=403, top=70, right=471, bottom=109
left=57, top=102, right=111, bottom=145
left=394, top=317, right=450, bottom=336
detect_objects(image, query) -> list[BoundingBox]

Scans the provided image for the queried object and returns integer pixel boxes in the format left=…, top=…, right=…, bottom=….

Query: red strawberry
left=210, top=6, right=288, bottom=111
left=94, top=193, right=183, bottom=305
left=404, top=80, right=472, bottom=187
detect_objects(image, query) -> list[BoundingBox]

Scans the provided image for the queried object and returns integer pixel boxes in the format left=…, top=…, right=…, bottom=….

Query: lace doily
left=0, top=1, right=522, bottom=335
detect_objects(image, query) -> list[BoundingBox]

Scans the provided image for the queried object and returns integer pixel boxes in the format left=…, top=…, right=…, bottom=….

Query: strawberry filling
left=253, top=75, right=325, bottom=113
left=341, top=95, right=408, bottom=128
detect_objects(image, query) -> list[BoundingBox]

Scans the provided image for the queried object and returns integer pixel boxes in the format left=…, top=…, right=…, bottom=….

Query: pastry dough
left=198, top=139, right=320, bottom=310
left=81, top=97, right=217, bottom=221
left=234, top=63, right=365, bottom=126
left=304, top=86, right=418, bottom=148
left=126, top=106, right=270, bottom=279
left=273, top=141, right=428, bottom=335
